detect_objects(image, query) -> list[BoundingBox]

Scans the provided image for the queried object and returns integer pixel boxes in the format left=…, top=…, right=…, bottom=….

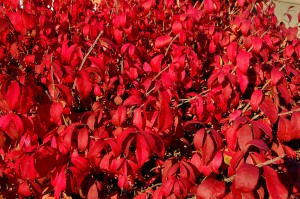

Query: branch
left=72, top=30, right=103, bottom=90
left=242, top=64, right=287, bottom=114
left=278, top=108, right=300, bottom=116
left=223, top=154, right=286, bottom=183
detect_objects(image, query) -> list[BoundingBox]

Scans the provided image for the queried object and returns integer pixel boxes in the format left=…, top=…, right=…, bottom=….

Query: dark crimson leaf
left=6, top=81, right=20, bottom=111
left=234, top=163, right=259, bottom=193
left=18, top=154, right=38, bottom=180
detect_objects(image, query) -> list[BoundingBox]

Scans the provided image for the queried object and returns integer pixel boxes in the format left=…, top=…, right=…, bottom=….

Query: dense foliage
left=0, top=0, right=300, bottom=198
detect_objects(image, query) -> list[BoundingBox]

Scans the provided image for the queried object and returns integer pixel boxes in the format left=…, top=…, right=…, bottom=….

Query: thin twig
left=176, top=89, right=211, bottom=107
left=72, top=31, right=103, bottom=90
left=278, top=108, right=300, bottom=116
left=224, top=154, right=286, bottom=183
left=164, top=34, right=179, bottom=57
left=50, top=53, right=57, bottom=100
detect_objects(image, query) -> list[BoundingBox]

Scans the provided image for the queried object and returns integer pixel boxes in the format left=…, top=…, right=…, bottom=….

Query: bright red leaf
left=234, top=163, right=259, bottom=193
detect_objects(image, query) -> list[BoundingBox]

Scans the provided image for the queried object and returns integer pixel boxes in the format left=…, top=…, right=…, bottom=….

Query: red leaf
left=76, top=70, right=92, bottom=99
left=208, top=151, right=223, bottom=174
left=78, top=127, right=89, bottom=151
left=195, top=96, right=204, bottom=120
left=252, top=37, right=263, bottom=54
left=6, top=81, right=21, bottom=111
left=193, top=129, right=205, bottom=150
left=277, top=83, right=292, bottom=103
left=20, top=85, right=34, bottom=114
left=88, top=140, right=106, bottom=158
left=291, top=112, right=300, bottom=139
left=250, top=90, right=263, bottom=112
left=53, top=168, right=67, bottom=199
left=234, top=163, right=259, bottom=193
left=172, top=21, right=182, bottom=34
left=158, top=89, right=173, bottom=132
left=264, top=166, right=288, bottom=199
left=34, top=146, right=56, bottom=178
left=136, top=135, right=150, bottom=167
left=238, top=0, right=245, bottom=6
left=123, top=96, right=142, bottom=106
left=196, top=178, right=225, bottom=199
left=246, top=139, right=270, bottom=151
left=18, top=181, right=31, bottom=197
left=258, top=99, right=278, bottom=124
left=277, top=117, right=292, bottom=142
left=141, top=131, right=165, bottom=159
left=71, top=156, right=89, bottom=170
left=202, top=134, right=215, bottom=165
left=227, top=42, right=237, bottom=62
left=237, top=69, right=249, bottom=93
left=155, top=35, right=172, bottom=49
left=56, top=84, right=73, bottom=106
left=204, top=0, right=215, bottom=13
left=237, top=125, right=253, bottom=151
left=133, top=107, right=143, bottom=130
left=237, top=50, right=250, bottom=74
left=88, top=183, right=98, bottom=199
left=271, top=68, right=283, bottom=86
left=1, top=114, right=23, bottom=140
left=240, top=20, right=250, bottom=36
left=50, top=102, right=63, bottom=123
left=112, top=105, right=126, bottom=127
left=19, top=154, right=38, bottom=181
left=150, top=54, right=164, bottom=73
left=7, top=12, right=23, bottom=33
left=209, top=40, right=217, bottom=53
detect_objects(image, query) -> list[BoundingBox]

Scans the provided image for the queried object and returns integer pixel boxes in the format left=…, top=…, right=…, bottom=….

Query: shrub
left=0, top=0, right=300, bottom=198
